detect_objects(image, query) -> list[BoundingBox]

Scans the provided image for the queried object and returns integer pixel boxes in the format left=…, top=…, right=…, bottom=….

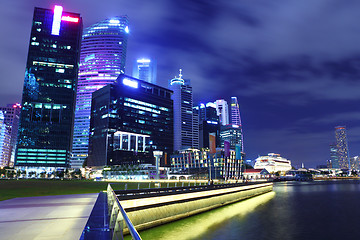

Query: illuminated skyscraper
left=335, top=126, right=350, bottom=170
left=329, top=143, right=339, bottom=169
left=88, top=74, right=173, bottom=166
left=0, top=111, right=11, bottom=167
left=231, top=97, right=242, bottom=126
left=215, top=99, right=229, bottom=126
left=193, top=102, right=220, bottom=149
left=0, top=104, right=21, bottom=167
left=169, top=70, right=198, bottom=151
left=132, top=58, right=157, bottom=84
left=15, top=6, right=82, bottom=168
left=71, top=17, right=129, bottom=168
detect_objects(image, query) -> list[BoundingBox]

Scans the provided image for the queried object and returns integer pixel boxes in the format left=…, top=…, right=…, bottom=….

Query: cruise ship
left=254, top=153, right=292, bottom=173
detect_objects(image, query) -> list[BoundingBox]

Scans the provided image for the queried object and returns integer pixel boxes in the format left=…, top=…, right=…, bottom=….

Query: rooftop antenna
left=179, top=69, right=183, bottom=79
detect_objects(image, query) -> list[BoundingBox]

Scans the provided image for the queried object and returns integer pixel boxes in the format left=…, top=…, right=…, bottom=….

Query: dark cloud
left=1, top=0, right=360, bottom=167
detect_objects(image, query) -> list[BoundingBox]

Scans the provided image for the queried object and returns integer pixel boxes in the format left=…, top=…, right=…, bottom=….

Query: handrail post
left=107, top=184, right=142, bottom=240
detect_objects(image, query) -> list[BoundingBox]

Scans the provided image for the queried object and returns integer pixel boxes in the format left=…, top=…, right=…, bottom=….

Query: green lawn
left=0, top=179, right=198, bottom=201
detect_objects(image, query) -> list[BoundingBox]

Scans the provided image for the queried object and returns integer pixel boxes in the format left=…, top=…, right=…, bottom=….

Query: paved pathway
left=0, top=193, right=98, bottom=240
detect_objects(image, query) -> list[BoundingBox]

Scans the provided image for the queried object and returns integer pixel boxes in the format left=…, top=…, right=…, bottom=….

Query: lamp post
left=153, top=151, right=163, bottom=180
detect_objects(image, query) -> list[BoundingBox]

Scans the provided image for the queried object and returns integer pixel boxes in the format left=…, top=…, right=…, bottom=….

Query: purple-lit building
left=71, top=17, right=129, bottom=168
left=0, top=104, right=21, bottom=167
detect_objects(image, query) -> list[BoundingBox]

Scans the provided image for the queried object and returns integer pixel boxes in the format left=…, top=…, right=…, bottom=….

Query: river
left=135, top=180, right=360, bottom=240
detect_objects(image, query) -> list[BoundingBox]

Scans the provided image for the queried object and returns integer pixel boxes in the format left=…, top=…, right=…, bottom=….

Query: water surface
left=136, top=180, right=360, bottom=240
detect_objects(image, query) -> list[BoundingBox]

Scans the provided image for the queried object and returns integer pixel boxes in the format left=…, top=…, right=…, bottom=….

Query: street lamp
left=153, top=151, right=163, bottom=180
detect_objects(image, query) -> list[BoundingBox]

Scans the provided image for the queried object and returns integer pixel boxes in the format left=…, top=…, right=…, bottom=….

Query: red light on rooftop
left=61, top=16, right=79, bottom=23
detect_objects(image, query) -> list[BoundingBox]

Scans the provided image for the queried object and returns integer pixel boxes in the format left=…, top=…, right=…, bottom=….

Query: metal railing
left=107, top=184, right=142, bottom=240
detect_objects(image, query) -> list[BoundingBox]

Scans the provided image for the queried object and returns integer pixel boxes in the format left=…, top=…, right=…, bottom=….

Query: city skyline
left=1, top=1, right=360, bottom=167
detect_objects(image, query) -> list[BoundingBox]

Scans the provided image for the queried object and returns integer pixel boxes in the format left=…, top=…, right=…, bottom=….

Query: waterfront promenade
left=0, top=193, right=98, bottom=240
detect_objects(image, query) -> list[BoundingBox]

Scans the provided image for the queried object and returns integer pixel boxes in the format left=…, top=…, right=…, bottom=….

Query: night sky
left=1, top=0, right=360, bottom=168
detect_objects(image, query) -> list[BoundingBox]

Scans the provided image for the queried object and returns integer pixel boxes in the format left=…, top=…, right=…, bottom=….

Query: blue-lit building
left=132, top=58, right=157, bottom=84
left=15, top=6, right=82, bottom=168
left=71, top=16, right=129, bottom=168
left=88, top=74, right=173, bottom=167
left=169, top=70, right=198, bottom=151
left=329, top=143, right=339, bottom=169
left=220, top=124, right=243, bottom=150
left=193, top=102, right=220, bottom=149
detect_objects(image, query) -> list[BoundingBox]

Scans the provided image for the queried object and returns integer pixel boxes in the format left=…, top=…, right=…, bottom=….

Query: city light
left=122, top=78, right=138, bottom=88
left=51, top=5, right=63, bottom=35
left=61, top=16, right=79, bottom=23
left=109, top=19, right=120, bottom=24
left=137, top=58, right=151, bottom=63
left=125, top=26, right=129, bottom=33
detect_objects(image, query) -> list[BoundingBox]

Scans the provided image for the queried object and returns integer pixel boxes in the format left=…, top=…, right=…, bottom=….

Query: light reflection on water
left=130, top=180, right=360, bottom=240
left=132, top=192, right=275, bottom=240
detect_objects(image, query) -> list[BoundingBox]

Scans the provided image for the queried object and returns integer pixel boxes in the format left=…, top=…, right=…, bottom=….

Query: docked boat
left=254, top=153, right=292, bottom=173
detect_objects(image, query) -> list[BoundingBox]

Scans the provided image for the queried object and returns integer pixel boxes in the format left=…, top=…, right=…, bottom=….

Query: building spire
left=179, top=69, right=183, bottom=79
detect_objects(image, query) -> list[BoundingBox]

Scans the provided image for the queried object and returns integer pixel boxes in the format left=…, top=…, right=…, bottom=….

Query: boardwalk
left=0, top=193, right=98, bottom=240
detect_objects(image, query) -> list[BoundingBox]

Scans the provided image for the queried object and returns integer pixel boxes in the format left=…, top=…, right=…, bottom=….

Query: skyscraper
left=215, top=99, right=229, bottom=126
left=0, top=104, right=21, bottom=167
left=88, top=74, right=173, bottom=166
left=231, top=97, right=242, bottom=126
left=0, top=111, right=11, bottom=167
left=15, top=6, right=82, bottom=168
left=193, top=102, right=220, bottom=149
left=169, top=70, right=198, bottom=151
left=329, top=143, right=339, bottom=169
left=71, top=16, right=129, bottom=168
left=335, top=126, right=350, bottom=170
left=220, top=125, right=243, bottom=150
left=132, top=58, right=157, bottom=84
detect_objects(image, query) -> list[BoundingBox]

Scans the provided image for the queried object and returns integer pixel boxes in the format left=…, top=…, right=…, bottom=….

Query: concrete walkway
left=0, top=193, right=98, bottom=240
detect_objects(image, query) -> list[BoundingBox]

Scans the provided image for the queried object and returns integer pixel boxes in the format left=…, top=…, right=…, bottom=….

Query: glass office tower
left=169, top=70, right=198, bottom=151
left=15, top=6, right=82, bottom=168
left=215, top=99, right=229, bottom=126
left=71, top=17, right=129, bottom=168
left=88, top=74, right=173, bottom=167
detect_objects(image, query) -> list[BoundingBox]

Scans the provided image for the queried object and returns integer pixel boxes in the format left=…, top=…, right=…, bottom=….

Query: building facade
left=169, top=70, right=198, bottom=151
left=71, top=16, right=129, bottom=168
left=335, top=126, right=350, bottom=170
left=231, top=97, right=242, bottom=126
left=132, top=58, right=157, bottom=84
left=215, top=99, right=229, bottom=126
left=170, top=148, right=243, bottom=179
left=194, top=102, right=220, bottom=149
left=0, top=104, right=21, bottom=167
left=88, top=74, right=173, bottom=167
left=220, top=124, right=243, bottom=150
left=15, top=6, right=82, bottom=168
left=329, top=143, right=339, bottom=169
